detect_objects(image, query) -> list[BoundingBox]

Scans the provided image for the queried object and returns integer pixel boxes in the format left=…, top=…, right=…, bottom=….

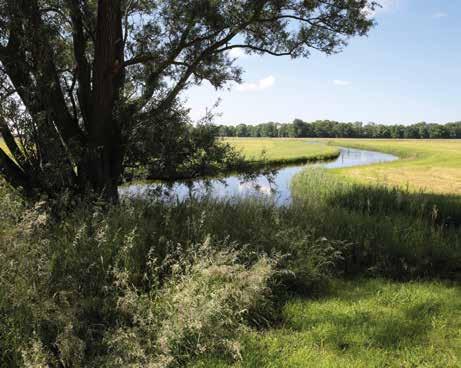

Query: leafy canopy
left=0, top=0, right=377, bottom=199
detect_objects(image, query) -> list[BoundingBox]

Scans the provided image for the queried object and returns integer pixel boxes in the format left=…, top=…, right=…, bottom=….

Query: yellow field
left=226, top=138, right=461, bottom=195
left=322, top=139, right=461, bottom=195
left=225, top=138, right=339, bottom=164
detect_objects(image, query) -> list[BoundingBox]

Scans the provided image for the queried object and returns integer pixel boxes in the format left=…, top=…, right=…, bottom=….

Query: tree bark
left=85, top=0, right=124, bottom=201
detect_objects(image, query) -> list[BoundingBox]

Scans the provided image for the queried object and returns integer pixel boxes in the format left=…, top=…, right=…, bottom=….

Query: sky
left=184, top=0, right=461, bottom=126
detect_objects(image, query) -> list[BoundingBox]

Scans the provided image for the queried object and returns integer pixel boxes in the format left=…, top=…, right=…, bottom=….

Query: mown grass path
left=324, top=139, right=461, bottom=195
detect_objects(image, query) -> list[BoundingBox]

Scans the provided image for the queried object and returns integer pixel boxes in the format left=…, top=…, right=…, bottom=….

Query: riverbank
left=322, top=139, right=461, bottom=195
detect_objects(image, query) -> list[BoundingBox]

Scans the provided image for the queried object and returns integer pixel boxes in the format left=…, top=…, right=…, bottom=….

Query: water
left=120, top=147, right=398, bottom=204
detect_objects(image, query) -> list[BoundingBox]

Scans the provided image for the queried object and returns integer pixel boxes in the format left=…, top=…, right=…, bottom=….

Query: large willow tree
left=0, top=0, right=377, bottom=201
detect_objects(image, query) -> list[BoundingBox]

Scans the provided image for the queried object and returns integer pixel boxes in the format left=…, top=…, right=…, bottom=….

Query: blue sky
left=184, top=0, right=461, bottom=125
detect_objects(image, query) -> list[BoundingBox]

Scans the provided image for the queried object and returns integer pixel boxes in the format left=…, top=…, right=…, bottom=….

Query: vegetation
left=1, top=2, right=460, bottom=366
left=218, top=120, right=461, bottom=139
left=0, top=191, right=281, bottom=367
left=0, top=0, right=376, bottom=201
left=191, top=279, right=461, bottom=368
left=226, top=138, right=340, bottom=166
left=326, top=139, right=461, bottom=195
left=2, top=155, right=461, bottom=366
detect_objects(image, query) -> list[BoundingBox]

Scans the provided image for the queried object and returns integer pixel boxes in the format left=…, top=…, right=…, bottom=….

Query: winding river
left=120, top=147, right=398, bottom=204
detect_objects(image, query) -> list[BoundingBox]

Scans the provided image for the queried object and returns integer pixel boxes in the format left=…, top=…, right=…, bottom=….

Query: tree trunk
left=84, top=0, right=124, bottom=202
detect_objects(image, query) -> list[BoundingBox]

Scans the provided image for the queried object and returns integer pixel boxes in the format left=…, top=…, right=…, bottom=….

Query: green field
left=325, top=139, right=461, bottom=195
left=225, top=138, right=340, bottom=165
left=192, top=279, right=461, bottom=368
left=227, top=138, right=461, bottom=195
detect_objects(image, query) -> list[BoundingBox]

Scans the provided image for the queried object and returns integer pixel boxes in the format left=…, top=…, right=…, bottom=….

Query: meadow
left=225, top=137, right=340, bottom=165
left=325, top=139, right=461, bottom=195
left=194, top=137, right=461, bottom=368
left=1, top=138, right=460, bottom=367
left=226, top=137, right=461, bottom=195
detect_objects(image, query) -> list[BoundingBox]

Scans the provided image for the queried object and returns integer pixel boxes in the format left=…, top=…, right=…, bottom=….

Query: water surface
left=120, top=147, right=398, bottom=204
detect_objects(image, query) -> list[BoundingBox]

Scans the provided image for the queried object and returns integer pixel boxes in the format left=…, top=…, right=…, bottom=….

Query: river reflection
left=120, top=147, right=398, bottom=204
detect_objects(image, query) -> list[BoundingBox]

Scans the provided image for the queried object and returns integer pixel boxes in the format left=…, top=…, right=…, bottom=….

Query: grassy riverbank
left=324, top=139, right=461, bottom=195
left=226, top=137, right=461, bottom=195
left=225, top=138, right=340, bottom=165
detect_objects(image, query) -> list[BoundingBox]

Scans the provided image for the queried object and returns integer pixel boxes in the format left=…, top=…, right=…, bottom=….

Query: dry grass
left=318, top=139, right=461, bottom=195
left=225, top=138, right=340, bottom=164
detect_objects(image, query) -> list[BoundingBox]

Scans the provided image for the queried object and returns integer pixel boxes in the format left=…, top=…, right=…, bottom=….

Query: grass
left=225, top=138, right=340, bottom=165
left=2, top=138, right=461, bottom=367
left=191, top=278, right=461, bottom=368
left=322, top=139, right=461, bottom=195
left=0, top=138, right=9, bottom=156
left=195, top=138, right=461, bottom=367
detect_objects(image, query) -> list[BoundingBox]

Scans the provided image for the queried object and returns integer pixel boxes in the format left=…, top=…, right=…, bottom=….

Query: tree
left=0, top=0, right=377, bottom=201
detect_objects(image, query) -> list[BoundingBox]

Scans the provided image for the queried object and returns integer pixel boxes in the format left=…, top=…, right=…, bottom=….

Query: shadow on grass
left=290, top=169, right=461, bottom=280
left=190, top=279, right=461, bottom=367
left=284, top=279, right=461, bottom=350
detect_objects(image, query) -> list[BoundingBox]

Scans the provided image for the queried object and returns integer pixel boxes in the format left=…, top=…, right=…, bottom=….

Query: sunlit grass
left=226, top=138, right=461, bottom=195
left=323, top=139, right=461, bottom=195
left=225, top=138, right=340, bottom=165
left=191, top=279, right=461, bottom=368
left=0, top=138, right=9, bottom=155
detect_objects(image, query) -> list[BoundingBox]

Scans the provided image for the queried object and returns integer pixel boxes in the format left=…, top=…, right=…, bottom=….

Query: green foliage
left=125, top=110, right=245, bottom=181
left=218, top=120, right=461, bottom=139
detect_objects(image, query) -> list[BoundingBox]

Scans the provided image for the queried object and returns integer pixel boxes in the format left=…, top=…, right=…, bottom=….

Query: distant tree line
left=217, top=119, right=461, bottom=139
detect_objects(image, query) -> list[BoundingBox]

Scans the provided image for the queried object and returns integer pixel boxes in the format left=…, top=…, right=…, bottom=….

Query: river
left=120, top=147, right=398, bottom=204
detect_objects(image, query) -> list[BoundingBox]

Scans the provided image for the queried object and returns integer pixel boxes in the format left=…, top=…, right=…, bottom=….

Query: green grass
left=191, top=279, right=461, bottom=368
left=322, top=139, right=461, bottom=195
left=225, top=138, right=340, bottom=165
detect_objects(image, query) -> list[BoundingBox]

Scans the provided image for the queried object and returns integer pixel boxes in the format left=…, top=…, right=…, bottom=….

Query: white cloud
left=333, top=79, right=351, bottom=86
left=228, top=48, right=247, bottom=59
left=433, top=11, right=448, bottom=18
left=236, top=75, right=275, bottom=92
